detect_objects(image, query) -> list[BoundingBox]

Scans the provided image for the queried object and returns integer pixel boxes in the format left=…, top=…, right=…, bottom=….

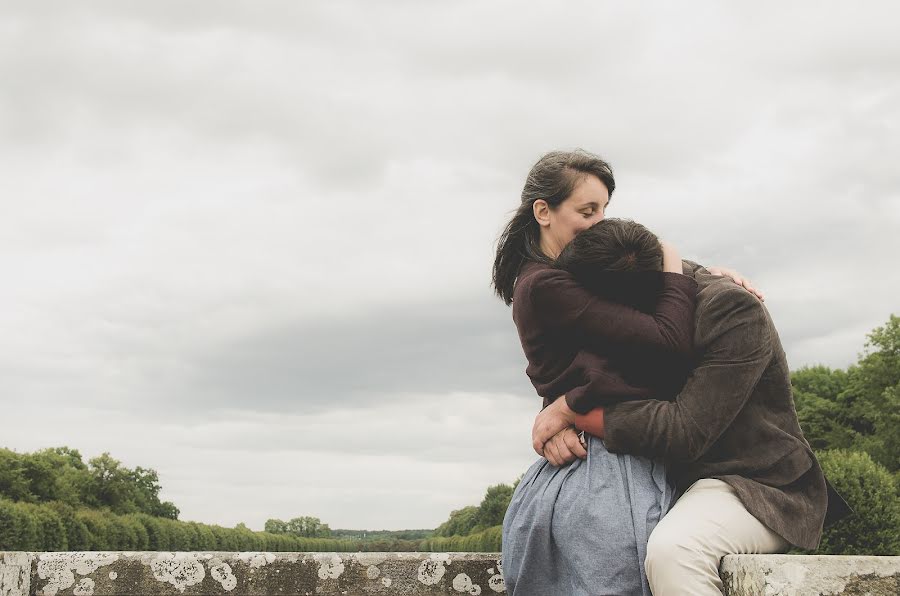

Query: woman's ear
left=532, top=199, right=551, bottom=228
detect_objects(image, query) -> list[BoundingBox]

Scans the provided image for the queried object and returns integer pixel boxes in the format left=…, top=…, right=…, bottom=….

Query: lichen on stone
left=36, top=552, right=119, bottom=596
left=488, top=558, right=505, bottom=593
left=149, top=552, right=206, bottom=593
left=314, top=554, right=344, bottom=580
left=236, top=552, right=276, bottom=569
left=417, top=553, right=451, bottom=586
left=209, top=560, right=237, bottom=592
left=452, top=572, right=482, bottom=594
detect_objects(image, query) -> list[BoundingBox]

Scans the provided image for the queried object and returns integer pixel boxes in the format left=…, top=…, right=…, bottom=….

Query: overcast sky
left=2, top=2, right=897, bottom=530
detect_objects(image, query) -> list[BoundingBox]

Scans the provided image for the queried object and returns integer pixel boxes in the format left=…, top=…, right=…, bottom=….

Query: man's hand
left=542, top=426, right=588, bottom=467
left=532, top=395, right=578, bottom=456
left=707, top=265, right=765, bottom=301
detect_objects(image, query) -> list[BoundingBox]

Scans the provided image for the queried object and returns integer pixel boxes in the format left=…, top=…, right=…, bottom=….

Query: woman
left=492, top=150, right=757, bottom=596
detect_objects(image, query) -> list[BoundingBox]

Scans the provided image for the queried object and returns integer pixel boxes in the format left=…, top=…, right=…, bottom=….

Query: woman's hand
left=542, top=427, right=587, bottom=467
left=707, top=266, right=765, bottom=301
left=532, top=395, right=577, bottom=456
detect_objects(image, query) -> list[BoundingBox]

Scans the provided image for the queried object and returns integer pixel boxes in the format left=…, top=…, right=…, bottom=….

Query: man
left=532, top=261, right=847, bottom=595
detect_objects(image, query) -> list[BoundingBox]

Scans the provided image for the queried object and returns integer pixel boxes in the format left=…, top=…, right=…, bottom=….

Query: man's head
left=556, top=218, right=662, bottom=273
left=554, top=218, right=664, bottom=309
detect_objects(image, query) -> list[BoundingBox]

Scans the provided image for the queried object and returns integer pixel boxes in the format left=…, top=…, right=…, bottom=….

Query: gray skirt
left=501, top=434, right=674, bottom=596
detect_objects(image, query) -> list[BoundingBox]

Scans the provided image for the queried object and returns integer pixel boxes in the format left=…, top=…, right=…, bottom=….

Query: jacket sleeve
left=526, top=268, right=697, bottom=356
left=561, top=362, right=656, bottom=413
left=682, top=259, right=707, bottom=276
left=602, top=287, right=773, bottom=462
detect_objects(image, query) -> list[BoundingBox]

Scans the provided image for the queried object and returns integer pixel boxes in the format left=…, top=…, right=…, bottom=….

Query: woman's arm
left=523, top=265, right=698, bottom=356
left=661, top=241, right=683, bottom=273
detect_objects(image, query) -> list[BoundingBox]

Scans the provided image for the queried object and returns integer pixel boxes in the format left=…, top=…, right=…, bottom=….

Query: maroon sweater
left=511, top=260, right=698, bottom=414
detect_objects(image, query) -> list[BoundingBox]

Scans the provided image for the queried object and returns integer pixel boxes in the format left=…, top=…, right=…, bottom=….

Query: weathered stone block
left=0, top=552, right=33, bottom=596
left=721, top=554, right=900, bottom=596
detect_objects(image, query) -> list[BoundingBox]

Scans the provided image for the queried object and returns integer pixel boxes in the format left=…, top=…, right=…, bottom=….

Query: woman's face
left=535, top=174, right=610, bottom=259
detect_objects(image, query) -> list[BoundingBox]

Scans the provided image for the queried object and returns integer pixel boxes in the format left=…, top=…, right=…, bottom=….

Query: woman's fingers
left=547, top=430, right=580, bottom=466
left=552, top=439, right=572, bottom=466
left=736, top=277, right=765, bottom=301
left=707, top=266, right=766, bottom=302
left=540, top=427, right=588, bottom=466
left=544, top=437, right=562, bottom=466
left=743, top=279, right=765, bottom=301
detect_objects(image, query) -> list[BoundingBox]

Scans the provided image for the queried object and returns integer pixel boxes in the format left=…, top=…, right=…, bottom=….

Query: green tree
left=264, top=518, right=287, bottom=534
left=0, top=450, right=32, bottom=502
left=792, top=366, right=855, bottom=451
left=265, top=516, right=331, bottom=538
left=285, top=516, right=331, bottom=538
left=474, top=484, right=514, bottom=530
left=87, top=453, right=179, bottom=519
left=842, top=315, right=900, bottom=471
left=793, top=315, right=900, bottom=471
left=433, top=506, right=479, bottom=537
left=128, top=466, right=179, bottom=519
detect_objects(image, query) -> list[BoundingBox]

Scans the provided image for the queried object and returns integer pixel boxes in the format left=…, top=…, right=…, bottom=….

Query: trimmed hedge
left=0, top=498, right=361, bottom=552
left=422, top=525, right=502, bottom=552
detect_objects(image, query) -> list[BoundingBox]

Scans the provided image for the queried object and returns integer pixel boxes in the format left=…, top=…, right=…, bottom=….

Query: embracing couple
left=492, top=150, right=848, bottom=595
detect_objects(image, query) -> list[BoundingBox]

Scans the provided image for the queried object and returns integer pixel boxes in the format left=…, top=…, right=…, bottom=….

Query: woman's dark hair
left=554, top=218, right=664, bottom=311
left=491, top=149, right=615, bottom=305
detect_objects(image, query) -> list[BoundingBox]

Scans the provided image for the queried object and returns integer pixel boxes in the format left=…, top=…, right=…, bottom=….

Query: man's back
left=679, top=272, right=827, bottom=548
left=603, top=270, right=828, bottom=549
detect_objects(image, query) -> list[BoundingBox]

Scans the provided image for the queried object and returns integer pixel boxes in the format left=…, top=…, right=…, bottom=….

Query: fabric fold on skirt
left=502, top=435, right=673, bottom=596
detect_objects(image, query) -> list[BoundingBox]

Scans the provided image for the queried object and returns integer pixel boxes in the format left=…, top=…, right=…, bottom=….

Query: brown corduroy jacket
left=603, top=264, right=833, bottom=550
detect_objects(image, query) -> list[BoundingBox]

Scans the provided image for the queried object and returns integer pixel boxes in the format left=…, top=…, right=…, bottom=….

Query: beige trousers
left=645, top=478, right=790, bottom=595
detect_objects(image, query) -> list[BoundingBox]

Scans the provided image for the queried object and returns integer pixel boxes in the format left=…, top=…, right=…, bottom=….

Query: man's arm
left=601, top=287, right=773, bottom=463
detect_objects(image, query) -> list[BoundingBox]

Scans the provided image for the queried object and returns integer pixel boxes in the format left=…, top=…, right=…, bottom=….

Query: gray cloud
left=178, top=295, right=533, bottom=414
left=1, top=0, right=897, bottom=528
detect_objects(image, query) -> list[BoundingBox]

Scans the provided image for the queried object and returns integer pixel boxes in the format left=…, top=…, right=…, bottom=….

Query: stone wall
left=1, top=551, right=504, bottom=596
left=2, top=551, right=898, bottom=595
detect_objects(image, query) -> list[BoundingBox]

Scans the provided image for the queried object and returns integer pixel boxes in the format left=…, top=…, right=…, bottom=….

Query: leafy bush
left=815, top=450, right=900, bottom=555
